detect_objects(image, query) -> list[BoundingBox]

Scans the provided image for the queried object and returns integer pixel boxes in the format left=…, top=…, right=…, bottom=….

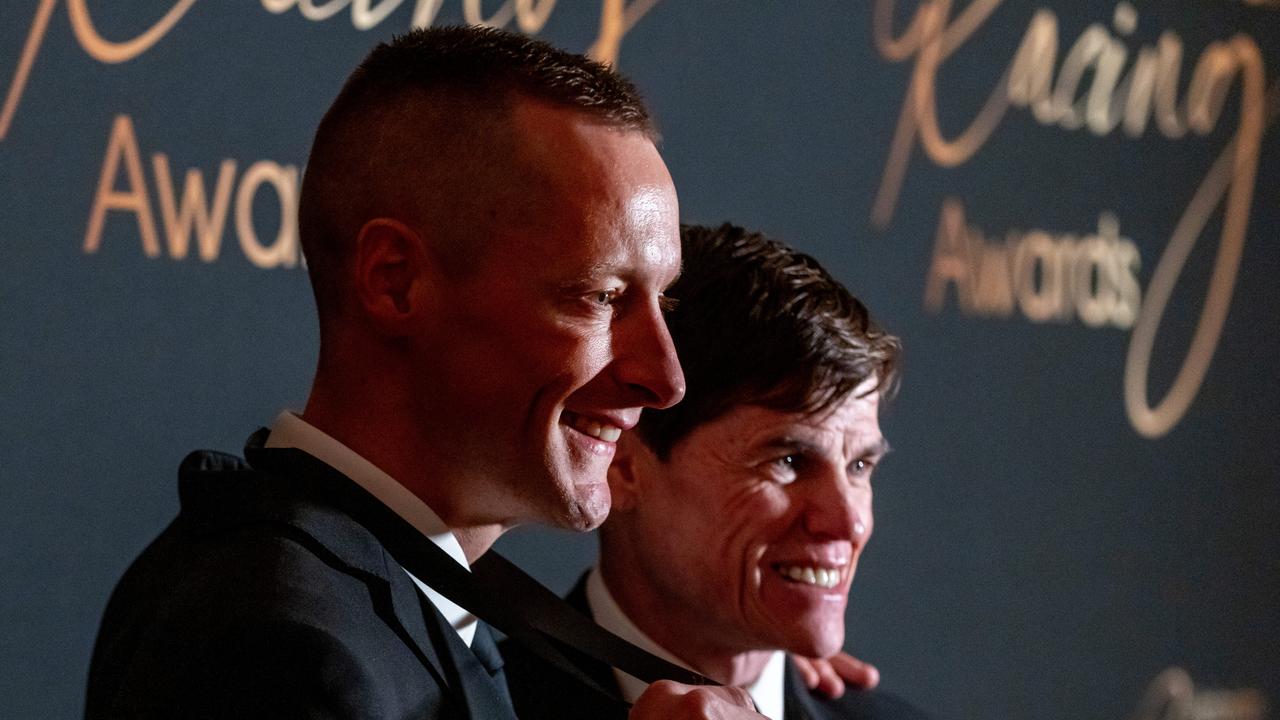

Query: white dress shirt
left=584, top=567, right=787, bottom=720
left=265, top=411, right=477, bottom=646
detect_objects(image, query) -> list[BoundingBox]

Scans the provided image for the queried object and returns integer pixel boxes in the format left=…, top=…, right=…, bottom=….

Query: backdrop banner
left=1, top=3, right=1275, bottom=719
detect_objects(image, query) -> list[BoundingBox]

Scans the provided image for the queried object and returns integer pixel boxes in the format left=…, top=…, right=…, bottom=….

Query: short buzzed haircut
left=298, top=25, right=657, bottom=322
left=636, top=223, right=902, bottom=459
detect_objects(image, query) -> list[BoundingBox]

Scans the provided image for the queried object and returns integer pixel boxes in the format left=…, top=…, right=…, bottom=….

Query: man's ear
left=353, top=218, right=437, bottom=334
left=607, top=432, right=653, bottom=512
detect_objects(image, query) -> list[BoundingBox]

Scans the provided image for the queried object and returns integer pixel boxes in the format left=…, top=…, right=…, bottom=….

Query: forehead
left=483, top=99, right=680, bottom=278
left=678, top=389, right=884, bottom=460
left=507, top=98, right=669, bottom=181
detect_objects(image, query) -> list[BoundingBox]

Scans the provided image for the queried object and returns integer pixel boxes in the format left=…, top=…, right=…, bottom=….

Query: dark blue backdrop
left=2, top=2, right=1276, bottom=719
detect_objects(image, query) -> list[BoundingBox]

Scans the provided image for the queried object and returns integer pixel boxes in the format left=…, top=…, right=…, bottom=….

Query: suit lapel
left=425, top=616, right=516, bottom=720
left=470, top=622, right=514, bottom=710
left=782, top=658, right=833, bottom=720
left=783, top=659, right=809, bottom=720
left=232, top=435, right=455, bottom=698
left=382, top=558, right=453, bottom=695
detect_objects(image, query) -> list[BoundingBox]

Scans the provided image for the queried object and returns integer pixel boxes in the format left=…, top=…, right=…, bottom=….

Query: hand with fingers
left=630, top=680, right=766, bottom=719
left=792, top=651, right=881, bottom=699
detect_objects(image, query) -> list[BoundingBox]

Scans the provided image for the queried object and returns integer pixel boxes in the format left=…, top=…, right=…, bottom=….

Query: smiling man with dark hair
left=504, top=223, right=929, bottom=720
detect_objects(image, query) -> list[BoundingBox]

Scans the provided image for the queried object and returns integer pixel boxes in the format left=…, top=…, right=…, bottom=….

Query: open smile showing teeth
left=564, top=412, right=622, bottom=442
left=775, top=565, right=843, bottom=589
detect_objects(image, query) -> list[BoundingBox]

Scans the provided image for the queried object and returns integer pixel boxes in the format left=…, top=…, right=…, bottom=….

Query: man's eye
left=849, top=458, right=875, bottom=478
left=767, top=455, right=800, bottom=484
left=591, top=289, right=619, bottom=306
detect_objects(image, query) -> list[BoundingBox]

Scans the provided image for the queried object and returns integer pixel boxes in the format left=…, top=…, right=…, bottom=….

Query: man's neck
left=265, top=409, right=493, bottom=643
left=453, top=525, right=505, bottom=564
left=300, top=392, right=508, bottom=561
left=277, top=407, right=506, bottom=558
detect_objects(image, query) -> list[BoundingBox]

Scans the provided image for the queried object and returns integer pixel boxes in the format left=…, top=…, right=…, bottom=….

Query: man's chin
left=775, top=619, right=846, bottom=660
left=551, top=481, right=612, bottom=532
left=807, top=636, right=846, bottom=661
left=575, top=483, right=613, bottom=530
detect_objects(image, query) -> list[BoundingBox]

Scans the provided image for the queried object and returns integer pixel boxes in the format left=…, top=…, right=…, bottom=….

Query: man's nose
left=802, top=465, right=871, bottom=542
left=615, top=299, right=686, bottom=409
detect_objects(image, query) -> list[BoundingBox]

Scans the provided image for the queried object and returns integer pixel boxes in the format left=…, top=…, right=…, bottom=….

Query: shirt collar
left=265, top=411, right=477, bottom=646
left=584, top=567, right=787, bottom=719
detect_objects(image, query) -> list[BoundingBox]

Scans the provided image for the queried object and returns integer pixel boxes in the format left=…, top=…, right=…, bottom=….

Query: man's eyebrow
left=578, top=263, right=624, bottom=280
left=845, top=435, right=890, bottom=460
left=555, top=266, right=624, bottom=293
left=757, top=437, right=823, bottom=456
left=866, top=437, right=892, bottom=458
left=566, top=263, right=681, bottom=294
left=576, top=262, right=662, bottom=282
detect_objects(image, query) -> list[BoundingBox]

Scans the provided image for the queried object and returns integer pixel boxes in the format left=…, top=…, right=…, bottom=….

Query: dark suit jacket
left=501, top=575, right=933, bottom=720
left=85, top=437, right=515, bottom=720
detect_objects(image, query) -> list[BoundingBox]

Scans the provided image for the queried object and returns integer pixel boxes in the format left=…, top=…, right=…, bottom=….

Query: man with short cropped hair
left=86, top=29, right=762, bottom=720
left=504, top=223, right=931, bottom=720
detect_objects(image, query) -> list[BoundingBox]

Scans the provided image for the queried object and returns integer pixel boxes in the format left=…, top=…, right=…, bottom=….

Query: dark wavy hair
left=637, top=223, right=902, bottom=459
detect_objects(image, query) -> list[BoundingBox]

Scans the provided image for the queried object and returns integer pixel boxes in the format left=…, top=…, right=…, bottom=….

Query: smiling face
left=609, top=384, right=885, bottom=661
left=419, top=99, right=685, bottom=531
